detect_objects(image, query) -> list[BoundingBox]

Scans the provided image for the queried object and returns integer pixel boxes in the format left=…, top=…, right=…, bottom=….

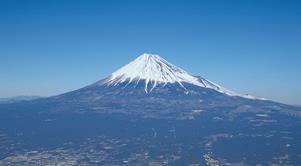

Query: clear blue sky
left=0, top=0, right=300, bottom=104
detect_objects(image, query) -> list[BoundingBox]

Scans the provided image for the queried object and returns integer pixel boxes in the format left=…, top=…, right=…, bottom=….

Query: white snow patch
left=192, top=110, right=206, bottom=113
left=256, top=114, right=269, bottom=117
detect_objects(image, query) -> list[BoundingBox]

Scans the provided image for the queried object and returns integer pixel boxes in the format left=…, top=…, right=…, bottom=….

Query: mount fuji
left=4, top=53, right=293, bottom=118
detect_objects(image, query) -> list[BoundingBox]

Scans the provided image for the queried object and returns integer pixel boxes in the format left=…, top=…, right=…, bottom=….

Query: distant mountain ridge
left=0, top=96, right=41, bottom=104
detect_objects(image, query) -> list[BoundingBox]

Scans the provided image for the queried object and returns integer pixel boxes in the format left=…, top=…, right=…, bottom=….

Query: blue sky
left=0, top=0, right=300, bottom=104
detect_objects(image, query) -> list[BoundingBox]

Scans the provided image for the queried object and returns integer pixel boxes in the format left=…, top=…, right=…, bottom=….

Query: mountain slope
left=27, top=53, right=294, bottom=118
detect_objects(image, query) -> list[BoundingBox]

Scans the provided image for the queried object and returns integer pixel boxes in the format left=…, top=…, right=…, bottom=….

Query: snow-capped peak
left=105, top=53, right=203, bottom=92
left=103, top=53, right=257, bottom=99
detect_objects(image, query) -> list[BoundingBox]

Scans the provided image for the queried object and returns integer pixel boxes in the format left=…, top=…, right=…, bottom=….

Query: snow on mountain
left=103, top=53, right=257, bottom=99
